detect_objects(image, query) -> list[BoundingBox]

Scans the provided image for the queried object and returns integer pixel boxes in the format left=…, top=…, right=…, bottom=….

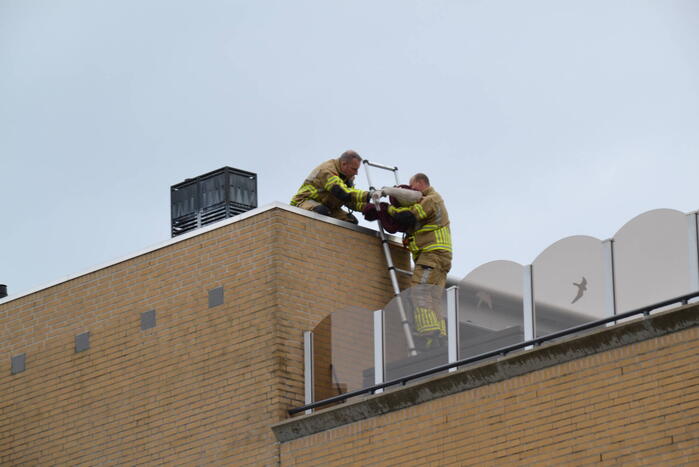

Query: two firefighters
left=291, top=150, right=452, bottom=350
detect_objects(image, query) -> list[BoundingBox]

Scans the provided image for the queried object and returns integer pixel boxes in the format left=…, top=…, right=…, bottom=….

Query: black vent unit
left=171, top=167, right=257, bottom=237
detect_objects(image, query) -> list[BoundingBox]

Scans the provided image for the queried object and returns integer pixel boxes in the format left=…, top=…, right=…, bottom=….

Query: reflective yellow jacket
left=388, top=186, right=452, bottom=261
left=290, top=159, right=369, bottom=211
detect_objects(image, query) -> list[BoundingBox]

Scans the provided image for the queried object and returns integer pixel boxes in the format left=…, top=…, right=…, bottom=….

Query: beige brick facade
left=279, top=324, right=699, bottom=465
left=2, top=203, right=698, bottom=466
left=0, top=205, right=408, bottom=465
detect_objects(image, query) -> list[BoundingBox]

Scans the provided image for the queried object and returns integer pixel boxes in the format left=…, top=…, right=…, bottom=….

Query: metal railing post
left=603, top=239, right=617, bottom=324
left=523, top=264, right=535, bottom=344
left=688, top=212, right=699, bottom=296
left=446, top=286, right=459, bottom=372
left=373, top=309, right=385, bottom=394
left=303, top=331, right=314, bottom=414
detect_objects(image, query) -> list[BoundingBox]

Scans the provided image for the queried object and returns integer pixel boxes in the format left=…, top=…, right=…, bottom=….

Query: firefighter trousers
left=410, top=251, right=452, bottom=338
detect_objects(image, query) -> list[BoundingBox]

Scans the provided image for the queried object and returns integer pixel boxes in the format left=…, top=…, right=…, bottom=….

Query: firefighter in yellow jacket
left=291, top=150, right=371, bottom=224
left=384, top=173, right=452, bottom=349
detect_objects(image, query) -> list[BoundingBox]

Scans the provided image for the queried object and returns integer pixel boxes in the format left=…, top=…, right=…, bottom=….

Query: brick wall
left=0, top=206, right=409, bottom=465
left=279, top=323, right=699, bottom=465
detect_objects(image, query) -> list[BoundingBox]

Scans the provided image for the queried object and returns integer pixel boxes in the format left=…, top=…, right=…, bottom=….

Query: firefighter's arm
left=324, top=174, right=369, bottom=209
left=386, top=206, right=416, bottom=231
left=387, top=195, right=433, bottom=230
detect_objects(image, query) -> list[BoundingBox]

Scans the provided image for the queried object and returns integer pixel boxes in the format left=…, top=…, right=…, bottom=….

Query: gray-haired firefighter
left=291, top=150, right=371, bottom=224
left=368, top=173, right=452, bottom=350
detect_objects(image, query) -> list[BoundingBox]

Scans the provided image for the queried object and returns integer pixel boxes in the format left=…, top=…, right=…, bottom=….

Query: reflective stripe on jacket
left=290, top=159, right=368, bottom=211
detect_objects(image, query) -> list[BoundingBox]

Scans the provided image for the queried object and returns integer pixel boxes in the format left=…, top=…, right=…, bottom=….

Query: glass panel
left=230, top=172, right=257, bottom=207
left=199, top=174, right=227, bottom=209
left=614, top=209, right=693, bottom=313
left=532, top=236, right=607, bottom=337
left=383, top=285, right=448, bottom=382
left=458, top=261, right=525, bottom=360
left=171, top=183, right=197, bottom=218
left=312, top=306, right=374, bottom=403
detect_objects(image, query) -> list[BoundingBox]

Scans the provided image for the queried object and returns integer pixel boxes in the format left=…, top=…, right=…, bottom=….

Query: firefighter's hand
left=370, top=189, right=384, bottom=204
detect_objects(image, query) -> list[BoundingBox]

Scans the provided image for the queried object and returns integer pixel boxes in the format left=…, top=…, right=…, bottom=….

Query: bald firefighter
left=291, top=150, right=371, bottom=224
left=373, top=173, right=452, bottom=349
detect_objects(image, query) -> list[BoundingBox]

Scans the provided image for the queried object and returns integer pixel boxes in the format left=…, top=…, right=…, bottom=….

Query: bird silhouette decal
left=475, top=291, right=493, bottom=311
left=571, top=277, right=587, bottom=304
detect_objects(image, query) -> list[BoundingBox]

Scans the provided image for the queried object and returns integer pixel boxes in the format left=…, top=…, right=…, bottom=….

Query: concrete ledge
left=272, top=302, right=699, bottom=442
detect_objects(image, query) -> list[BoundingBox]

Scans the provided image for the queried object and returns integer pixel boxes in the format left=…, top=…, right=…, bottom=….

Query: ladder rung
left=363, top=160, right=398, bottom=172
left=395, top=268, right=413, bottom=276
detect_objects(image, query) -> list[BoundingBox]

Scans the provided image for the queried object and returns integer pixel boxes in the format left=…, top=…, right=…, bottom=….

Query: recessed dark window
left=75, top=332, right=90, bottom=353
left=11, top=353, right=26, bottom=375
left=141, top=310, right=156, bottom=330
left=209, top=286, right=224, bottom=308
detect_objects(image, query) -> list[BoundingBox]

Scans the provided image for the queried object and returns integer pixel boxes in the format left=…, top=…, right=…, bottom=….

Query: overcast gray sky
left=1, top=0, right=698, bottom=298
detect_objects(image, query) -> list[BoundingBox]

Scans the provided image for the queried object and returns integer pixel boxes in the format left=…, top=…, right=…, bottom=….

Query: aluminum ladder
left=362, top=160, right=418, bottom=357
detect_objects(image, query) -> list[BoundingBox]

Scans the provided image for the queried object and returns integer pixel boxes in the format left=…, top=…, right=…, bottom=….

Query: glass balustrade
left=613, top=209, right=695, bottom=314
left=311, top=305, right=374, bottom=404
left=458, top=260, right=525, bottom=359
left=532, top=236, right=608, bottom=336
left=304, top=208, right=699, bottom=410
left=382, top=285, right=449, bottom=382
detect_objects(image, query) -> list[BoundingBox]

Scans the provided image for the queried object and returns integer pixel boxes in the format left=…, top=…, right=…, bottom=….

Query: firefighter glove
left=362, top=203, right=379, bottom=222
left=378, top=202, right=402, bottom=233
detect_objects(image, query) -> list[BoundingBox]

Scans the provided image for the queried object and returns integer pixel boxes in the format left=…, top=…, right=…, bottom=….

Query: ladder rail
left=363, top=160, right=417, bottom=357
